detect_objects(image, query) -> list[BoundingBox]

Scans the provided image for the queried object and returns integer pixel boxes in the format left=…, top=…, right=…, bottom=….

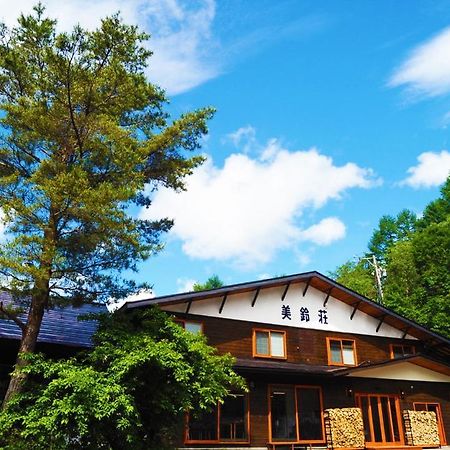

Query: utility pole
left=371, top=254, right=385, bottom=304
left=360, top=254, right=385, bottom=304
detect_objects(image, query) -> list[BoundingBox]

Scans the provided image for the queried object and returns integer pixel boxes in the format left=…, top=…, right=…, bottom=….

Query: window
left=269, top=385, right=324, bottom=443
left=186, top=394, right=249, bottom=443
left=390, top=344, right=415, bottom=359
left=174, top=318, right=202, bottom=334
left=327, top=338, right=357, bottom=366
left=253, top=329, right=286, bottom=359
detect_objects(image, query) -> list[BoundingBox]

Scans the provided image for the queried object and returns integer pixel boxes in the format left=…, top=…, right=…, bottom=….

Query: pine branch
left=0, top=301, right=26, bottom=332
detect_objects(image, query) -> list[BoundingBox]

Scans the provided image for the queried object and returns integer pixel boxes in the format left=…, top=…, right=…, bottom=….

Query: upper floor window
left=327, top=338, right=357, bottom=366
left=390, top=344, right=415, bottom=359
left=253, top=329, right=286, bottom=359
left=174, top=319, right=203, bottom=334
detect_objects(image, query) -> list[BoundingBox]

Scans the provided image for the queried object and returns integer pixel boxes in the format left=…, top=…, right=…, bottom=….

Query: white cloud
left=0, top=0, right=219, bottom=95
left=400, top=151, right=450, bottom=188
left=140, top=136, right=378, bottom=267
left=389, top=27, right=450, bottom=98
left=176, top=277, right=196, bottom=293
left=299, top=217, right=346, bottom=246
left=225, top=126, right=257, bottom=153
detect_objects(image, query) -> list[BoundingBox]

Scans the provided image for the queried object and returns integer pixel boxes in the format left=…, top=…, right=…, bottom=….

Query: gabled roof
left=0, top=291, right=107, bottom=348
left=339, top=354, right=450, bottom=377
left=120, top=271, right=450, bottom=358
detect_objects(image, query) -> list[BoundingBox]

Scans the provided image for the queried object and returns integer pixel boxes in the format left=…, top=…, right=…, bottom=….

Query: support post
left=302, top=278, right=311, bottom=297
left=376, top=315, right=386, bottom=333
left=350, top=301, right=361, bottom=320
left=251, top=288, right=260, bottom=307
left=281, top=283, right=291, bottom=301
left=219, top=295, right=228, bottom=314
left=323, top=287, right=333, bottom=307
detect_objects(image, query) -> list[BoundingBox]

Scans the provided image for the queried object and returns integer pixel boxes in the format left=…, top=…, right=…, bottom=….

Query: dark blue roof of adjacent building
left=0, top=291, right=107, bottom=348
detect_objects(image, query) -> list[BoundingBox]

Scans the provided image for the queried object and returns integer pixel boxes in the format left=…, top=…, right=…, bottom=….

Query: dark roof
left=0, top=291, right=107, bottom=348
left=119, top=271, right=450, bottom=357
left=233, top=358, right=342, bottom=376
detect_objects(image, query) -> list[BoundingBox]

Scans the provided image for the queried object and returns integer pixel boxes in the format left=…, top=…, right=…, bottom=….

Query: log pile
left=324, top=407, right=365, bottom=449
left=403, top=410, right=440, bottom=446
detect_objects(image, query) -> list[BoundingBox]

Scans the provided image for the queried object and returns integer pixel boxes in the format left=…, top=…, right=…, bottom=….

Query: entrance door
left=414, top=402, right=447, bottom=445
left=356, top=394, right=403, bottom=446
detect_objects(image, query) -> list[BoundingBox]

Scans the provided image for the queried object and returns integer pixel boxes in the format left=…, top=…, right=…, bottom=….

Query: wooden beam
left=219, top=294, right=228, bottom=314
left=185, top=300, right=192, bottom=315
left=281, top=282, right=291, bottom=301
left=401, top=327, right=410, bottom=340
left=350, top=301, right=361, bottom=320
left=323, top=287, right=333, bottom=307
left=251, top=288, right=260, bottom=307
left=302, top=278, right=312, bottom=297
left=376, top=315, right=387, bottom=333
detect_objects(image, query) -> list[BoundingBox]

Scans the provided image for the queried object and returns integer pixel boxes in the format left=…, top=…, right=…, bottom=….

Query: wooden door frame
left=413, top=402, right=447, bottom=445
left=356, top=393, right=404, bottom=446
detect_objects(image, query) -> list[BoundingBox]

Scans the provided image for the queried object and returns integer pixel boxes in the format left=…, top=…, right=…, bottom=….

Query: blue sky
left=3, top=1, right=450, bottom=296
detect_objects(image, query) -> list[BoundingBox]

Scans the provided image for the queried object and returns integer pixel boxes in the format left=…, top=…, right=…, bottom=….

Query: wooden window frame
left=355, top=392, right=404, bottom=446
left=173, top=318, right=203, bottom=334
left=389, top=343, right=415, bottom=359
left=184, top=393, right=250, bottom=444
left=252, top=328, right=287, bottom=360
left=326, top=337, right=357, bottom=366
left=267, top=384, right=325, bottom=445
left=413, top=402, right=447, bottom=445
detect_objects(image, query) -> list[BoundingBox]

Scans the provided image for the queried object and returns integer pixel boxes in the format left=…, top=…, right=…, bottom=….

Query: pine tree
left=0, top=5, right=213, bottom=406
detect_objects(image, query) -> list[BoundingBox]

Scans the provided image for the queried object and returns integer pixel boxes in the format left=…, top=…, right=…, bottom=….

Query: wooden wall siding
left=176, top=375, right=450, bottom=448
left=174, top=313, right=420, bottom=366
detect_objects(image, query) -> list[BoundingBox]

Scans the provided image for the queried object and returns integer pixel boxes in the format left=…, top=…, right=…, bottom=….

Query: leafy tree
left=331, top=260, right=377, bottom=300
left=418, top=177, right=450, bottom=229
left=0, top=307, right=245, bottom=449
left=368, top=209, right=417, bottom=263
left=333, top=176, right=450, bottom=337
left=0, top=5, right=213, bottom=405
left=192, top=274, right=224, bottom=291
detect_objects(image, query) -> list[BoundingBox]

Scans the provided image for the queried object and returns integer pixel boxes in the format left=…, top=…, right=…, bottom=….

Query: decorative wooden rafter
left=323, top=287, right=333, bottom=307
left=219, top=294, right=228, bottom=314
left=251, top=288, right=260, bottom=307
left=401, top=327, right=410, bottom=340
left=185, top=300, right=192, bottom=315
left=350, top=301, right=361, bottom=320
left=302, top=278, right=312, bottom=297
left=281, top=282, right=291, bottom=301
left=376, top=315, right=387, bottom=333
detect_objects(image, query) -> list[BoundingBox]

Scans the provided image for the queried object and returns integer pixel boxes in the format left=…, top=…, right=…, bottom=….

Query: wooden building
left=120, top=271, right=450, bottom=450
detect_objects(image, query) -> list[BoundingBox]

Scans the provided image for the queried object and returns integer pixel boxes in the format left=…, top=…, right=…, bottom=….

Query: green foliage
left=333, top=176, right=450, bottom=337
left=192, top=274, right=224, bottom=291
left=331, top=260, right=377, bottom=300
left=0, top=307, right=246, bottom=449
left=0, top=4, right=213, bottom=303
left=368, top=209, right=417, bottom=263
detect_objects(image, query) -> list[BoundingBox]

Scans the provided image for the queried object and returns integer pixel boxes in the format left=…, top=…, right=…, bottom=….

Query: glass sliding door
left=356, top=394, right=403, bottom=446
left=186, top=394, right=248, bottom=443
left=296, top=386, right=324, bottom=441
left=270, top=386, right=297, bottom=441
left=269, top=385, right=325, bottom=444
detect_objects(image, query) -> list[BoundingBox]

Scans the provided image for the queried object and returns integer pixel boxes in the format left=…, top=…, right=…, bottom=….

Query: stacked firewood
left=324, top=408, right=365, bottom=449
left=403, top=410, right=440, bottom=446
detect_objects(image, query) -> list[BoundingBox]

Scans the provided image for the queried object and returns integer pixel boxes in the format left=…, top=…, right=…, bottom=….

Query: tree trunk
left=2, top=213, right=56, bottom=409
left=2, top=295, right=47, bottom=408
